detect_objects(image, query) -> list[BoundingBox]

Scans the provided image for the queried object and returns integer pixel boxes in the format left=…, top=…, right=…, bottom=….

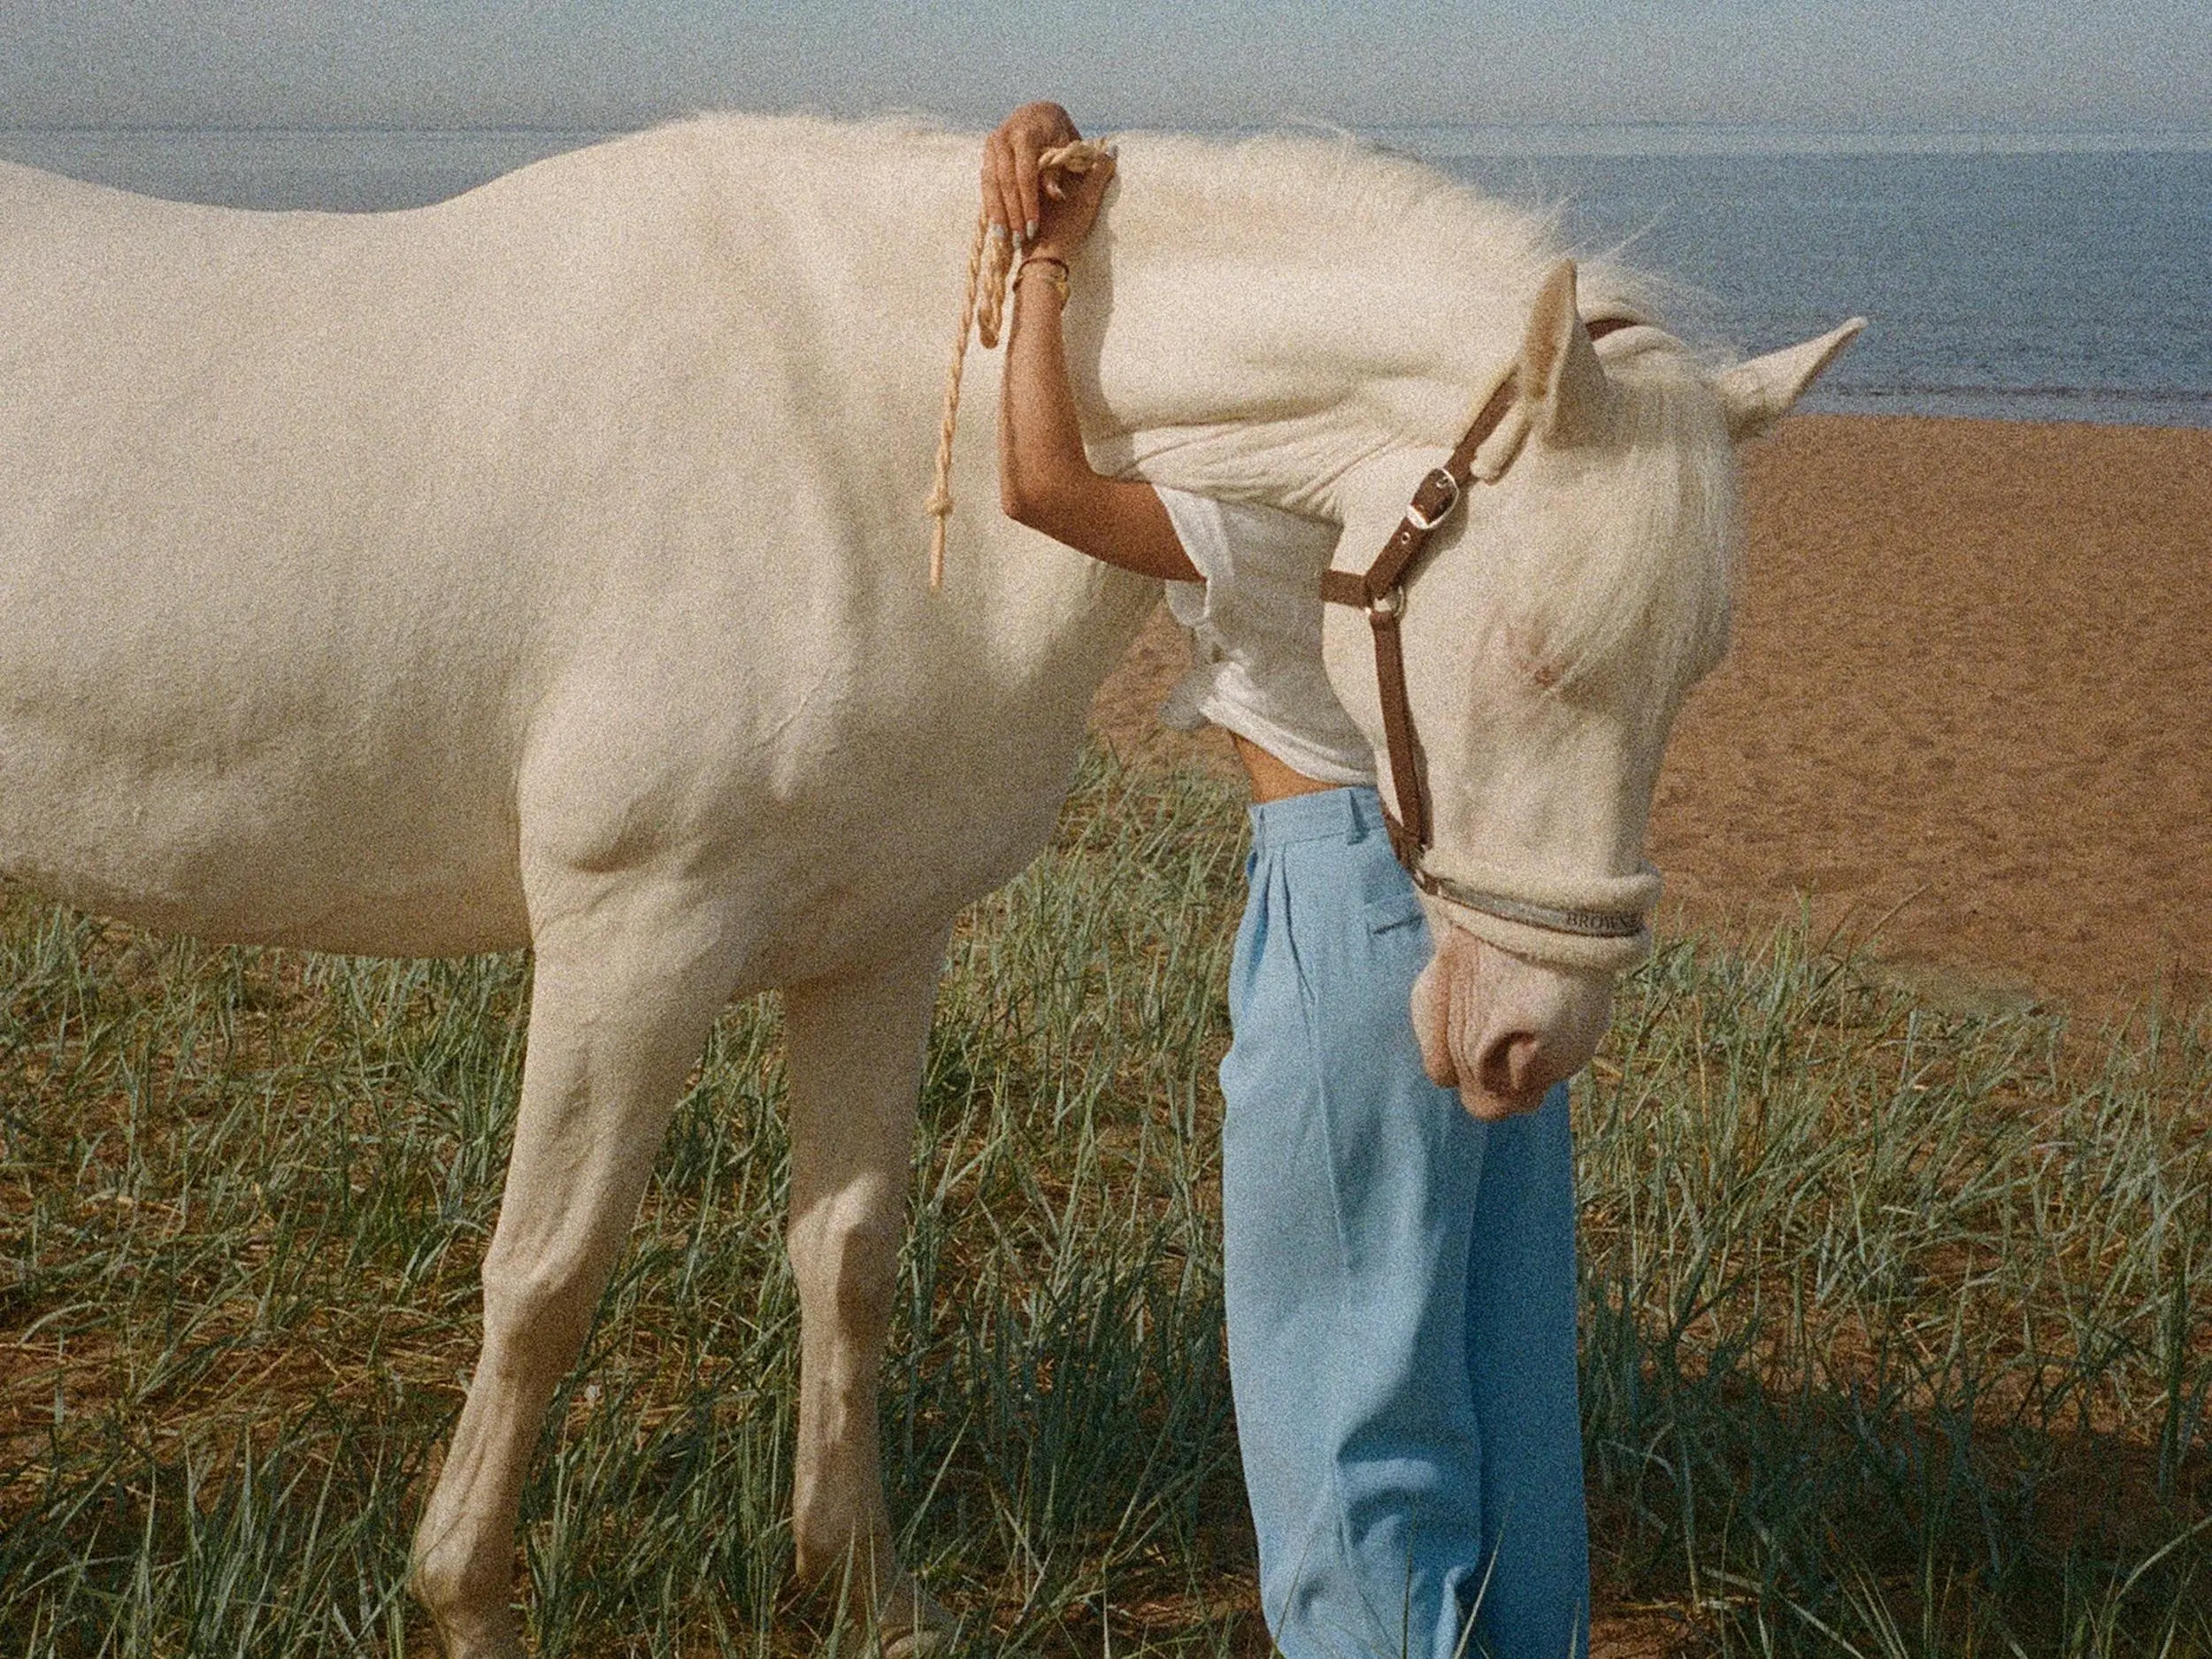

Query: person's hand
left=981, top=102, right=1082, bottom=247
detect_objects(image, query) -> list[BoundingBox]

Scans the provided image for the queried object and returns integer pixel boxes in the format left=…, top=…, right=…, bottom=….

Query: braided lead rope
left=926, top=140, right=1111, bottom=588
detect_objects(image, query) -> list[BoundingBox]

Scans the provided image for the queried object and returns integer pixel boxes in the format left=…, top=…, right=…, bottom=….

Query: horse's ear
left=1714, top=319, right=1867, bottom=441
left=1519, top=259, right=1609, bottom=447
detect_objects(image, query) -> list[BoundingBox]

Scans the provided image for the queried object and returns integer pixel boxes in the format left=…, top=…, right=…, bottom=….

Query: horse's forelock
left=1486, top=347, right=1739, bottom=710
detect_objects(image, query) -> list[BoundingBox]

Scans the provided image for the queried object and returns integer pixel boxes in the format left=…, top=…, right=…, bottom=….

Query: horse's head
left=1064, top=134, right=1858, bottom=1116
left=1321, top=259, right=1860, bottom=1118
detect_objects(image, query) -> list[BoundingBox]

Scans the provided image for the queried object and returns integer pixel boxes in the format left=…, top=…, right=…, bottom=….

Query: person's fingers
left=981, top=130, right=1012, bottom=230
left=1014, top=143, right=1042, bottom=242
left=1008, top=150, right=1032, bottom=238
left=999, top=134, right=1037, bottom=238
left=986, top=107, right=1102, bottom=247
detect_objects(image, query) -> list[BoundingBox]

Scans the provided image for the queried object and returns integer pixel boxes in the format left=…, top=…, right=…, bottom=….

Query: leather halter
left=1319, top=315, right=1652, bottom=944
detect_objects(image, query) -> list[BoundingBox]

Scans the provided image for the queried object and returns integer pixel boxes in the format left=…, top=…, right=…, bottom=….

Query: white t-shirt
left=1156, top=488, right=1378, bottom=787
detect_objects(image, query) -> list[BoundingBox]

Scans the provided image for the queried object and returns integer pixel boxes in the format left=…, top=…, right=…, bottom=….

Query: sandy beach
left=1090, top=414, right=2212, bottom=1019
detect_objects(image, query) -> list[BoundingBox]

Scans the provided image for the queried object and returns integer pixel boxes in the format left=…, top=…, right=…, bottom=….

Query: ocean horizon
left=5, top=122, right=2208, bottom=429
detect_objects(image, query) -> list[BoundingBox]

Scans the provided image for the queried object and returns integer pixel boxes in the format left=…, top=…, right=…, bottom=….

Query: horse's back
left=0, top=150, right=706, bottom=949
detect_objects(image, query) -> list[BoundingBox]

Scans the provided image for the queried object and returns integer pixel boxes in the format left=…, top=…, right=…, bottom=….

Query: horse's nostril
left=1479, top=1032, right=1541, bottom=1098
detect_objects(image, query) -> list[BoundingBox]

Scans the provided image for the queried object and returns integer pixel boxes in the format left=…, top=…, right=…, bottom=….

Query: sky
left=3, top=1, right=2208, bottom=134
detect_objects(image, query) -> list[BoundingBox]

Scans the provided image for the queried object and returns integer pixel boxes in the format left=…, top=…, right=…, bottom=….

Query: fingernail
left=1025, top=219, right=1038, bottom=241
left=990, top=221, right=1010, bottom=242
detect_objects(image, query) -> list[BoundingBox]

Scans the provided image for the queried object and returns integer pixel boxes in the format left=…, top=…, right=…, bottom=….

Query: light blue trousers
left=1221, top=787, right=1590, bottom=1659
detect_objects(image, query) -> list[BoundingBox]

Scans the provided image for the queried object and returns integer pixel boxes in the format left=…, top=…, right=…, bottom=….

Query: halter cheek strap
left=1320, top=315, right=1660, bottom=962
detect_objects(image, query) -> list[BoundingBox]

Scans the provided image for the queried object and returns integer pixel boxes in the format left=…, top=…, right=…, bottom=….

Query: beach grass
left=0, top=746, right=2206, bottom=1656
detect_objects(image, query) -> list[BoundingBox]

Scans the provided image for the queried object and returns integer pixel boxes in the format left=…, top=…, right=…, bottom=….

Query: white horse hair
left=0, top=111, right=1856, bottom=1656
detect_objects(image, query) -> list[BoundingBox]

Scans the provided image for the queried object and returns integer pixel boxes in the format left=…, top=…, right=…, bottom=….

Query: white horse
left=0, top=115, right=1855, bottom=1655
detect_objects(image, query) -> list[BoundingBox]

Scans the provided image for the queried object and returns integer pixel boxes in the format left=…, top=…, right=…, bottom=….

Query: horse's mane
left=1102, top=129, right=1663, bottom=367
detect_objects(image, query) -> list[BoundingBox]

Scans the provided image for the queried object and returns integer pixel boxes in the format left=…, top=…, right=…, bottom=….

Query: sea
left=4, top=124, right=2209, bottom=429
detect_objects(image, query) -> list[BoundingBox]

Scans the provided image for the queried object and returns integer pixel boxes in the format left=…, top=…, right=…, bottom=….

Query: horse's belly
left=0, top=716, right=531, bottom=955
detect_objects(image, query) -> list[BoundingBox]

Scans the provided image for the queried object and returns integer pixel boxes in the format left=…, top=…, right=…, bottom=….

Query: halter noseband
left=1319, top=315, right=1657, bottom=950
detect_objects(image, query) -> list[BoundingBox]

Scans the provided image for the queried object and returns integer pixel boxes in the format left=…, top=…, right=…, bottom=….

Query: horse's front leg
left=783, top=934, right=953, bottom=1658
left=411, top=881, right=743, bottom=1659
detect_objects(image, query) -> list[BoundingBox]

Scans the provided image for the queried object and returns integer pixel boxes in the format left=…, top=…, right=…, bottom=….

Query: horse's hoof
left=414, top=1585, right=526, bottom=1659
left=427, top=1621, right=526, bottom=1659
left=871, top=1581, right=958, bottom=1659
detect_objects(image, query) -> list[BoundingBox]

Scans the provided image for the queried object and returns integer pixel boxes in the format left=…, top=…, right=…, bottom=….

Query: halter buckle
left=1404, top=468, right=1462, bottom=533
left=1366, top=583, right=1406, bottom=623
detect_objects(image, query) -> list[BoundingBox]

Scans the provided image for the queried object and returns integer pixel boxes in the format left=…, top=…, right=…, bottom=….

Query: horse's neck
left=647, top=119, right=1142, bottom=687
left=792, top=123, right=1162, bottom=714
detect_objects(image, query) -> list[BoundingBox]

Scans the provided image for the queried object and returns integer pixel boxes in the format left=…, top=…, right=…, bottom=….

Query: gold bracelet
left=1017, top=255, right=1070, bottom=305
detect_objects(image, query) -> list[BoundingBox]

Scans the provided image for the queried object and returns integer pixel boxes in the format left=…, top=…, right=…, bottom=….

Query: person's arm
left=984, top=108, right=1198, bottom=583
